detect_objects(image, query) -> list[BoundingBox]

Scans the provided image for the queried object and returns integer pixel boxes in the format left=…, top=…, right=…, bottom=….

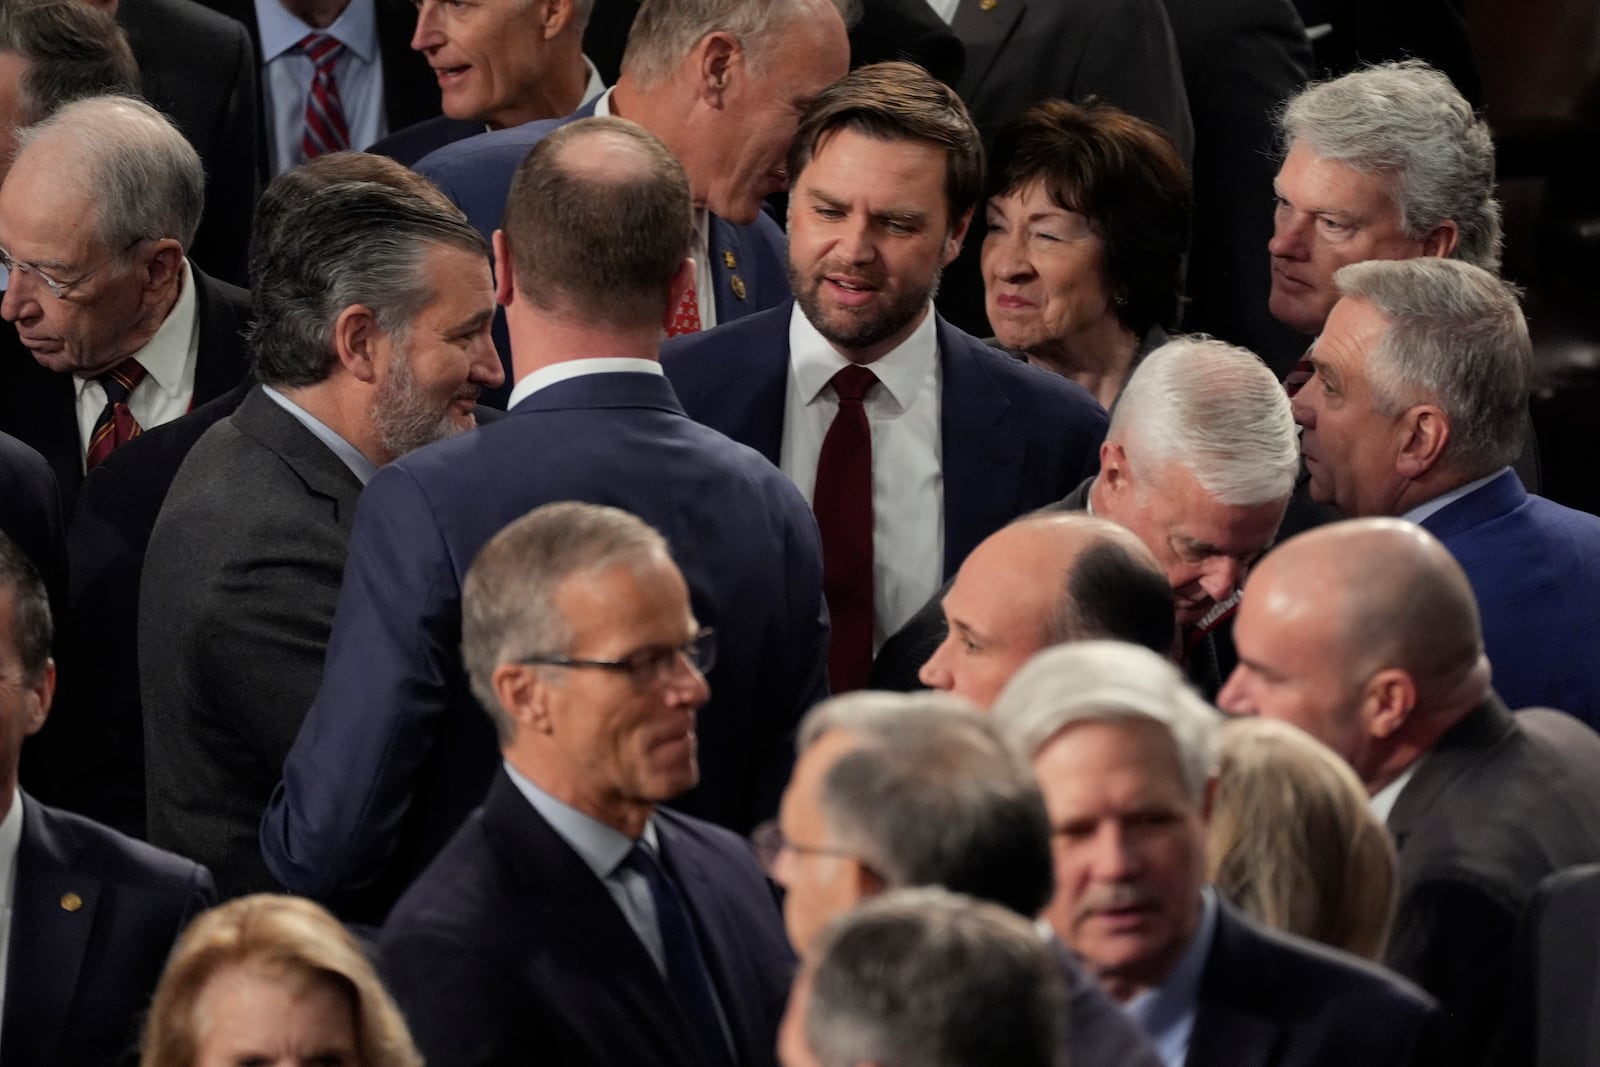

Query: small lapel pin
left=731, top=275, right=748, bottom=300
left=981, top=0, right=998, bottom=9
left=60, top=892, right=82, bottom=912
left=722, top=251, right=737, bottom=269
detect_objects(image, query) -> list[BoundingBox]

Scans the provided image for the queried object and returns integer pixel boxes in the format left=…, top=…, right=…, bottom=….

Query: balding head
left=1219, top=519, right=1489, bottom=789
left=919, top=512, right=1176, bottom=708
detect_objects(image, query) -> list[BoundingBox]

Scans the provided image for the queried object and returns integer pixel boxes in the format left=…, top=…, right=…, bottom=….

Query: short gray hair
left=620, top=0, right=855, bottom=86
left=248, top=179, right=488, bottom=387
left=0, top=0, right=139, bottom=126
left=991, top=640, right=1220, bottom=804
left=461, top=503, right=670, bottom=740
left=17, top=95, right=203, bottom=250
left=1280, top=60, right=1502, bottom=273
left=804, top=888, right=1066, bottom=1067
left=1333, top=257, right=1530, bottom=478
left=796, top=692, right=1055, bottom=918
left=1108, top=336, right=1300, bottom=507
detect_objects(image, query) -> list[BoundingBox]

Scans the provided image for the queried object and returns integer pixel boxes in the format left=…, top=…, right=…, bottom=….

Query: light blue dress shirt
left=1123, top=888, right=1221, bottom=1067
left=260, top=384, right=379, bottom=485
left=255, top=0, right=386, bottom=174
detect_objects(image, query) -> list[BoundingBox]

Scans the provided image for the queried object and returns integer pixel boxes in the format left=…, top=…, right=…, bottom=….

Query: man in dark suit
left=0, top=95, right=251, bottom=519
left=664, top=62, right=1107, bottom=693
left=770, top=690, right=1165, bottom=1067
left=875, top=336, right=1300, bottom=698
left=1287, top=257, right=1600, bottom=726
left=142, top=177, right=501, bottom=900
left=263, top=117, right=828, bottom=922
left=379, top=501, right=795, bottom=1067
left=1222, top=518, right=1600, bottom=1065
left=994, top=641, right=1439, bottom=1066
left=0, top=531, right=215, bottom=1067
left=0, top=433, right=65, bottom=636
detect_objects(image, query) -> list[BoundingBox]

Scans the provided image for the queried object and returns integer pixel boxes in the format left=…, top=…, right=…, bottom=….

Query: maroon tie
left=299, top=33, right=350, bottom=160
left=85, top=360, right=148, bottom=469
left=813, top=364, right=878, bottom=692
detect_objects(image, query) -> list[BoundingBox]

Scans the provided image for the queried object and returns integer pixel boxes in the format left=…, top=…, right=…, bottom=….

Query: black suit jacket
left=1186, top=899, right=1439, bottom=1066
left=0, top=794, right=215, bottom=1067
left=0, top=265, right=251, bottom=518
left=378, top=770, right=795, bottom=1067
left=1385, top=696, right=1600, bottom=1065
left=118, top=0, right=260, bottom=286
left=0, top=431, right=67, bottom=633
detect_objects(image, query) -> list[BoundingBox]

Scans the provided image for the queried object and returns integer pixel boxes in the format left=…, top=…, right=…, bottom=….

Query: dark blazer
left=1522, top=863, right=1600, bottom=1067
left=0, top=432, right=67, bottom=632
left=0, top=794, right=216, bottom=1067
left=1186, top=899, right=1439, bottom=1066
left=0, top=265, right=251, bottom=518
left=118, top=0, right=259, bottom=287
left=662, top=303, right=1107, bottom=580
left=378, top=770, right=794, bottom=1067
left=1046, top=938, right=1165, bottom=1066
left=262, top=371, right=828, bottom=921
left=1419, top=468, right=1600, bottom=729
left=141, top=386, right=364, bottom=899
left=367, top=114, right=483, bottom=165
left=1384, top=695, right=1600, bottom=1065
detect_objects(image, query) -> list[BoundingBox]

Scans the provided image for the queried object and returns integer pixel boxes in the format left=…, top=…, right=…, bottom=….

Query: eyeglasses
left=0, top=238, right=147, bottom=299
left=518, top=627, right=716, bottom=688
left=749, top=819, right=867, bottom=879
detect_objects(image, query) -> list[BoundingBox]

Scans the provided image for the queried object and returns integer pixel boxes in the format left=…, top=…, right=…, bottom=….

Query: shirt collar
left=581, top=55, right=606, bottom=107
left=787, top=301, right=939, bottom=411
left=1369, top=763, right=1419, bottom=824
left=503, top=761, right=658, bottom=879
left=591, top=86, right=615, bottom=118
left=259, top=383, right=380, bottom=485
left=507, top=357, right=663, bottom=409
left=1123, top=888, right=1219, bottom=1066
left=255, top=0, right=378, bottom=63
left=74, top=258, right=197, bottom=403
left=1398, top=467, right=1510, bottom=527
left=0, top=789, right=23, bottom=914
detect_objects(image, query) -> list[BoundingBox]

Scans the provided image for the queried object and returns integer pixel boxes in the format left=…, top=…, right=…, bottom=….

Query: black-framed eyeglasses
left=749, top=819, right=866, bottom=879
left=518, top=627, right=716, bottom=688
left=0, top=237, right=148, bottom=300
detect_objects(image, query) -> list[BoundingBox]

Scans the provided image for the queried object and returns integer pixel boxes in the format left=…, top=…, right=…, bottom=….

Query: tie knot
left=830, top=364, right=878, bottom=404
left=298, top=32, right=343, bottom=69
left=97, top=360, right=147, bottom=404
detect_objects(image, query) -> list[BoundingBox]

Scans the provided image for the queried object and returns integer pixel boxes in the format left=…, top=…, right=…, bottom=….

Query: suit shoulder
left=27, top=799, right=210, bottom=893
left=662, top=303, right=792, bottom=364
left=943, top=325, right=1106, bottom=415
left=123, top=0, right=252, bottom=44
left=417, top=118, right=562, bottom=179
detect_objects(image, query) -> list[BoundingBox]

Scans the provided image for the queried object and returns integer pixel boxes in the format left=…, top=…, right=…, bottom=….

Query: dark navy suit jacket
left=1, top=794, right=215, bottom=1067
left=661, top=302, right=1108, bottom=579
left=378, top=769, right=794, bottom=1067
left=261, top=371, right=827, bottom=922
left=1419, top=468, right=1600, bottom=730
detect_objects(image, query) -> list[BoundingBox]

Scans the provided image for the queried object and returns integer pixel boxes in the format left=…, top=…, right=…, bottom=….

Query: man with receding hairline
left=1222, top=518, right=1600, bottom=1064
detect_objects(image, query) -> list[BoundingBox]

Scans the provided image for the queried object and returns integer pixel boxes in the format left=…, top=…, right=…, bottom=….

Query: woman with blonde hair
left=141, top=894, right=421, bottom=1067
left=1207, top=717, right=1398, bottom=960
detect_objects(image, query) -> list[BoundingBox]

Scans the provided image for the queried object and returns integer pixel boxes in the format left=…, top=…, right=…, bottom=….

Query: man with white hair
left=1293, top=256, right=1600, bottom=726
left=992, top=640, right=1438, bottom=1067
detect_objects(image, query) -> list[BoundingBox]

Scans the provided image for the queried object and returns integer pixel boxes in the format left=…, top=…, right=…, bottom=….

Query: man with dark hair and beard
left=664, top=61, right=1107, bottom=695
left=140, top=173, right=501, bottom=898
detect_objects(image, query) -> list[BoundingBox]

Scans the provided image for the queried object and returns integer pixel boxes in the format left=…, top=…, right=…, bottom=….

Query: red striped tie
left=299, top=33, right=351, bottom=160
left=85, top=360, right=148, bottom=469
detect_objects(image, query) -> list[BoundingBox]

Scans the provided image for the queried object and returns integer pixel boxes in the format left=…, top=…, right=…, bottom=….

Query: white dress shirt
left=506, top=357, right=663, bottom=410
left=780, top=303, right=944, bottom=644
left=1369, top=764, right=1420, bottom=824
left=256, top=0, right=386, bottom=174
left=73, top=259, right=200, bottom=469
left=927, top=0, right=960, bottom=23
left=0, top=789, right=26, bottom=1043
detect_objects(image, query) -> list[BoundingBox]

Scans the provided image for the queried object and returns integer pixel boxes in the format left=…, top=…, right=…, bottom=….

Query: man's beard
left=371, top=350, right=475, bottom=461
left=787, top=257, right=941, bottom=355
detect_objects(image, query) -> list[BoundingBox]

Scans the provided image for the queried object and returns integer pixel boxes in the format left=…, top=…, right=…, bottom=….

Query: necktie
left=623, top=841, right=734, bottom=1067
left=665, top=281, right=702, bottom=337
left=812, top=364, right=878, bottom=692
left=86, top=360, right=148, bottom=469
left=299, top=33, right=351, bottom=160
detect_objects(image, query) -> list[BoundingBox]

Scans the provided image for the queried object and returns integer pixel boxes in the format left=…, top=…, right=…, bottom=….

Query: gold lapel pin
left=731, top=275, right=748, bottom=300
left=722, top=251, right=737, bottom=269
left=60, top=892, right=82, bottom=912
left=981, top=0, right=998, bottom=9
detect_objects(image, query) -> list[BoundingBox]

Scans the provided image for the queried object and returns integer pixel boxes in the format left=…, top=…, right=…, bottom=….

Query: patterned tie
left=622, top=841, right=735, bottom=1067
left=299, top=33, right=350, bottom=160
left=665, top=281, right=702, bottom=337
left=85, top=360, right=148, bottom=469
left=812, top=364, right=878, bottom=692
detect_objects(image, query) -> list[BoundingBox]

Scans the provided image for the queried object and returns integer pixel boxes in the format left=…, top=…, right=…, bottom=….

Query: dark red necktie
left=86, top=359, right=148, bottom=469
left=299, top=33, right=350, bottom=160
left=812, top=364, right=878, bottom=692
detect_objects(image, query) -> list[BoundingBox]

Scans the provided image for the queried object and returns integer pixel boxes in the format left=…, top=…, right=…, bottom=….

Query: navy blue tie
left=624, top=841, right=735, bottom=1067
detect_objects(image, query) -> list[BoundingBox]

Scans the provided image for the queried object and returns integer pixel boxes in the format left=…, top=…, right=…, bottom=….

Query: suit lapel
left=2, top=796, right=101, bottom=1067
left=189, top=268, right=251, bottom=406
left=937, top=318, right=1025, bottom=574
left=231, top=386, right=365, bottom=527
left=707, top=216, right=754, bottom=322
left=951, top=0, right=1027, bottom=103
left=1187, top=904, right=1282, bottom=1067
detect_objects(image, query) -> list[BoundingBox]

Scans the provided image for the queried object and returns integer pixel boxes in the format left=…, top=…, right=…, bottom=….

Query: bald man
left=1220, top=518, right=1600, bottom=1065
left=913, top=513, right=1176, bottom=708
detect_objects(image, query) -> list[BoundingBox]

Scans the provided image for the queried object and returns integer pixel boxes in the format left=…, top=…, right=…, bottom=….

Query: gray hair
left=1108, top=336, right=1300, bottom=507
left=1333, top=257, right=1530, bottom=478
left=17, top=95, right=203, bottom=250
left=247, top=180, right=488, bottom=388
left=0, top=0, right=139, bottom=127
left=1279, top=60, right=1502, bottom=272
left=0, top=530, right=50, bottom=685
left=804, top=888, right=1066, bottom=1067
left=991, top=640, right=1220, bottom=804
left=461, top=502, right=670, bottom=740
left=796, top=692, right=1055, bottom=918
left=620, top=0, right=856, bottom=86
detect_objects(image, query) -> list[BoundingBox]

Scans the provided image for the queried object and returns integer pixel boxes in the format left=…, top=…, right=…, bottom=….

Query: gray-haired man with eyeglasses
left=379, top=500, right=797, bottom=1067
left=0, top=94, right=251, bottom=515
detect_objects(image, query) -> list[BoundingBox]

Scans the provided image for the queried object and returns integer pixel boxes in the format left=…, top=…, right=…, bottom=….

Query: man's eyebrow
left=948, top=616, right=991, bottom=647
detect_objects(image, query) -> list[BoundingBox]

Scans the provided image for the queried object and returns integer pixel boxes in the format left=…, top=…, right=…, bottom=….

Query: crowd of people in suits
left=0, top=0, right=1596, bottom=1064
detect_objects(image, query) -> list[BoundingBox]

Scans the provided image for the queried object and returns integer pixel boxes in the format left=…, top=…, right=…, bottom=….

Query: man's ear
left=1420, top=219, right=1460, bottom=259
left=943, top=209, right=974, bottom=267
left=22, top=658, right=54, bottom=737
left=694, top=31, right=740, bottom=106
left=140, top=238, right=186, bottom=303
left=852, top=859, right=887, bottom=902
left=1364, top=668, right=1417, bottom=740
left=540, top=0, right=573, bottom=38
left=1098, top=441, right=1130, bottom=497
left=493, top=230, right=516, bottom=308
left=332, top=304, right=384, bottom=384
left=1394, top=404, right=1450, bottom=481
left=493, top=662, right=553, bottom=737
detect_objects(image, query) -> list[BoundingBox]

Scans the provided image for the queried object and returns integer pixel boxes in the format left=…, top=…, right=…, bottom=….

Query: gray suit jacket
left=140, top=385, right=363, bottom=898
